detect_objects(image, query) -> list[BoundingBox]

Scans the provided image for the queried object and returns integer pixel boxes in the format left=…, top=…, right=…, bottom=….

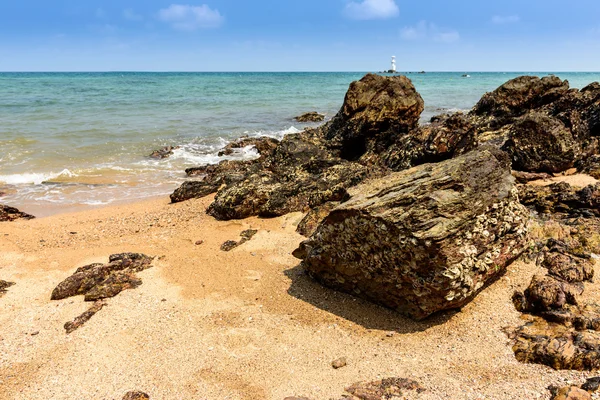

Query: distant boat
left=462, top=74, right=471, bottom=78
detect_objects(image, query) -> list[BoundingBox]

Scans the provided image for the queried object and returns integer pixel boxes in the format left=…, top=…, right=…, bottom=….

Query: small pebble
left=331, top=357, right=347, bottom=369
left=195, top=240, right=204, bottom=245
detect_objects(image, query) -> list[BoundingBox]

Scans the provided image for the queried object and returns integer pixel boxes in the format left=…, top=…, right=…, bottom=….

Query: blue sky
left=1, top=0, right=600, bottom=71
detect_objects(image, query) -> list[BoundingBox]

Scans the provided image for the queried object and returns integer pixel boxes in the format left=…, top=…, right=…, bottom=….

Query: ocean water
left=2, top=71, right=600, bottom=217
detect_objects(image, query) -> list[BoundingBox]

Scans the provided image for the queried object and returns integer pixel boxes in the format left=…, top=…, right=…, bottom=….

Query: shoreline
left=0, top=192, right=595, bottom=399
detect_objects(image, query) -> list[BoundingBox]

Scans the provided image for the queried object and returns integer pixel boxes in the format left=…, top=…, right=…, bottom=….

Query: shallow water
left=1, top=71, right=600, bottom=216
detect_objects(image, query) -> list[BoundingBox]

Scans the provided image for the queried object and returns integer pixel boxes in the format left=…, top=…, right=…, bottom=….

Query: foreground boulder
left=294, top=148, right=528, bottom=320
left=0, top=204, right=34, bottom=222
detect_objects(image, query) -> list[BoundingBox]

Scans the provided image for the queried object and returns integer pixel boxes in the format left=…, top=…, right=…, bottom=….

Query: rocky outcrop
left=0, top=280, right=15, bottom=297
left=52, top=253, right=154, bottom=301
left=0, top=205, right=34, bottom=222
left=551, top=386, right=592, bottom=400
left=519, top=182, right=600, bottom=217
left=509, top=239, right=600, bottom=370
left=294, top=148, right=528, bottom=320
left=217, top=136, right=279, bottom=157
left=52, top=253, right=154, bottom=333
left=286, top=377, right=424, bottom=400
left=294, top=112, right=325, bottom=122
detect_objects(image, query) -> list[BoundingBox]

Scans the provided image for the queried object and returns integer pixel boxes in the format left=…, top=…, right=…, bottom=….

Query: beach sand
left=0, top=194, right=596, bottom=400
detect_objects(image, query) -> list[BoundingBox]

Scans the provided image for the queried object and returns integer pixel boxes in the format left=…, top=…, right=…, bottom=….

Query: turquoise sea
left=2, top=71, right=600, bottom=216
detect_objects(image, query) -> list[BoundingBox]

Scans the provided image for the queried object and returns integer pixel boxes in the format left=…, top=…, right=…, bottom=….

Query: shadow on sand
left=284, top=265, right=457, bottom=334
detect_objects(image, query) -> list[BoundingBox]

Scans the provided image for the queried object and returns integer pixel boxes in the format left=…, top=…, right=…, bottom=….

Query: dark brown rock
left=51, top=253, right=154, bottom=301
left=0, top=280, right=15, bottom=297
left=295, top=148, right=529, bottom=320
left=217, top=136, right=279, bottom=157
left=295, top=112, right=325, bottom=122
left=149, top=145, right=179, bottom=159
left=220, top=229, right=259, bottom=251
left=122, top=391, right=150, bottom=400
left=551, top=386, right=592, bottom=400
left=343, top=378, right=425, bottom=399
left=64, top=300, right=105, bottom=334
left=518, top=182, right=600, bottom=217
left=510, top=317, right=600, bottom=371
left=503, top=113, right=581, bottom=173
left=0, top=204, right=34, bottom=222
left=473, top=75, right=570, bottom=119
left=512, top=275, right=582, bottom=314
left=581, top=377, right=600, bottom=392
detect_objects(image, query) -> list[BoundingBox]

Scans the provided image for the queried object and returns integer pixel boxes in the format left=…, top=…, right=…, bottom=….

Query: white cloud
left=491, top=15, right=520, bottom=24
left=123, top=8, right=143, bottom=21
left=158, top=4, right=224, bottom=31
left=344, top=0, right=399, bottom=20
left=400, top=21, right=460, bottom=43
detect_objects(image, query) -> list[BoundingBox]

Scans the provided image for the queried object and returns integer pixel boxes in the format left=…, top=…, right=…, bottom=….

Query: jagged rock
left=220, top=229, right=258, bottom=252
left=217, top=136, right=279, bottom=157
left=510, top=317, right=600, bottom=370
left=0, top=204, right=34, bottom=222
left=342, top=378, right=425, bottom=399
left=122, top=391, right=150, bottom=400
left=51, top=253, right=154, bottom=301
left=576, top=155, right=600, bottom=179
left=551, top=386, right=592, bottom=400
left=511, top=170, right=553, bottom=183
left=149, top=146, right=179, bottom=159
left=581, top=377, right=600, bottom=392
left=512, top=275, right=582, bottom=314
left=321, top=73, right=424, bottom=162
left=296, top=201, right=340, bottom=237
left=295, top=112, right=325, bottom=122
left=294, top=148, right=528, bottom=320
left=502, top=113, right=581, bottom=173
left=64, top=300, right=105, bottom=334
left=0, top=280, right=15, bottom=297
left=472, top=75, right=570, bottom=119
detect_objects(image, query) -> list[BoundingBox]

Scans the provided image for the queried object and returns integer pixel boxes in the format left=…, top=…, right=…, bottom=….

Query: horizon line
left=1, top=70, right=600, bottom=74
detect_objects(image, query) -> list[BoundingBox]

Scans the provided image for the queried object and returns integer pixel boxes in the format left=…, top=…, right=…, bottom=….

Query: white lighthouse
left=390, top=56, right=397, bottom=73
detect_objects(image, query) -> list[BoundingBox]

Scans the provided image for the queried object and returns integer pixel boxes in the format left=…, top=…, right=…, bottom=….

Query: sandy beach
left=0, top=192, right=597, bottom=400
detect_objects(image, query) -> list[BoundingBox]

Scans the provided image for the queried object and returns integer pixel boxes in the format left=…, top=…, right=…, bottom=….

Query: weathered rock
left=472, top=75, right=570, bottom=119
left=551, top=386, right=592, bottom=400
left=295, top=112, right=325, bottom=122
left=511, top=317, right=600, bottom=370
left=64, top=300, right=105, bottom=334
left=503, top=113, right=581, bottom=173
left=0, top=280, right=15, bottom=297
left=576, top=155, right=600, bottom=179
left=220, top=240, right=239, bottom=252
left=51, top=253, right=154, bottom=301
left=511, top=170, right=553, bottom=183
left=343, top=378, right=425, bottom=399
left=122, top=391, right=150, bottom=400
left=512, top=275, right=582, bottom=314
left=0, top=204, right=34, bottom=222
left=541, top=239, right=595, bottom=283
left=296, top=202, right=340, bottom=237
left=519, top=182, right=600, bottom=217
left=149, top=145, right=179, bottom=159
left=295, top=148, right=528, bottom=320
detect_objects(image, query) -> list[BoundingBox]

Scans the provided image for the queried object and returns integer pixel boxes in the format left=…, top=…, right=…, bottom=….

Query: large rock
left=502, top=113, right=581, bottom=173
left=0, top=204, right=34, bottom=222
left=294, top=148, right=528, bottom=320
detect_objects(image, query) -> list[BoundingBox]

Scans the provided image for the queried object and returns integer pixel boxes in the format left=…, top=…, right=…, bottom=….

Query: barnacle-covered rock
left=294, top=147, right=529, bottom=320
